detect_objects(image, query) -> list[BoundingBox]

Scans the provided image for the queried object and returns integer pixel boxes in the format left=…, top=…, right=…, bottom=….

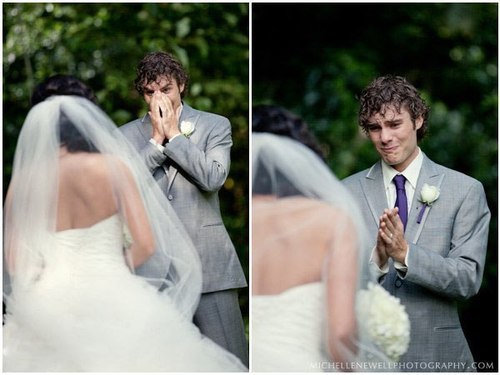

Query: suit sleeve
left=403, top=180, right=490, bottom=299
left=119, top=123, right=168, bottom=174
left=141, top=142, right=169, bottom=173
left=163, top=116, right=232, bottom=192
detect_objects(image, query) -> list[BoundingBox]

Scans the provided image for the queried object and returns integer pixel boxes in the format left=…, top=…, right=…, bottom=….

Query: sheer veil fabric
left=252, top=133, right=390, bottom=369
left=4, top=95, right=202, bottom=319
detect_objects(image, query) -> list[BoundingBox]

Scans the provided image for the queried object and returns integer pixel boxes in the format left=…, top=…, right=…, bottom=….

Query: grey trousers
left=193, top=289, right=249, bottom=368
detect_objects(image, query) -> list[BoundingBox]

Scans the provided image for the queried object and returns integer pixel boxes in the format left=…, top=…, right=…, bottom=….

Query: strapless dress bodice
left=252, top=282, right=330, bottom=372
left=54, top=214, right=123, bottom=254
left=4, top=215, right=245, bottom=372
left=48, top=214, right=127, bottom=275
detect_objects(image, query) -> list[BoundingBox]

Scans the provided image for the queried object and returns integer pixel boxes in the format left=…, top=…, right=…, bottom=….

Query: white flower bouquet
left=122, top=223, right=133, bottom=249
left=356, top=282, right=410, bottom=362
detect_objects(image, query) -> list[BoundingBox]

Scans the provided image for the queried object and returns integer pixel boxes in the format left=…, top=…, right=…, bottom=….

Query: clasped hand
left=376, top=207, right=408, bottom=266
left=148, top=91, right=181, bottom=144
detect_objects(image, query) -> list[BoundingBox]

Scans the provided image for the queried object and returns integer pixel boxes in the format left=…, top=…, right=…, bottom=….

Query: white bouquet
left=356, top=282, right=410, bottom=362
left=122, top=223, right=133, bottom=249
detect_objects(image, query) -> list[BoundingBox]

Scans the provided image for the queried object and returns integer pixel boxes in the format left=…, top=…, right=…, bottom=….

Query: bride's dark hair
left=59, top=111, right=98, bottom=153
left=252, top=105, right=326, bottom=161
left=31, top=75, right=100, bottom=153
left=31, top=74, right=97, bottom=106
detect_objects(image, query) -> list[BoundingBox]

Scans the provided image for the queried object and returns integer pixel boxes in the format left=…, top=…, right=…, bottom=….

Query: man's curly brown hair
left=358, top=75, right=430, bottom=141
left=134, top=51, right=189, bottom=98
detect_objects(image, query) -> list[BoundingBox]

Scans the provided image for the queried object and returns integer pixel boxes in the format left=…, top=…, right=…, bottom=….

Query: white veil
left=252, top=132, right=392, bottom=370
left=252, top=132, right=373, bottom=282
left=4, top=95, right=202, bottom=319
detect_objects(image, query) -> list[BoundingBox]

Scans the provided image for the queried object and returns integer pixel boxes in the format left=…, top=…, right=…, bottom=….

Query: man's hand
left=149, top=91, right=182, bottom=144
left=148, top=92, right=166, bottom=144
left=378, top=208, right=408, bottom=264
left=375, top=223, right=389, bottom=268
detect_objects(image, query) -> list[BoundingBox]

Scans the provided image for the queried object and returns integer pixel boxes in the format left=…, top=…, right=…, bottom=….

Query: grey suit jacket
left=120, top=103, right=247, bottom=293
left=343, top=154, right=490, bottom=370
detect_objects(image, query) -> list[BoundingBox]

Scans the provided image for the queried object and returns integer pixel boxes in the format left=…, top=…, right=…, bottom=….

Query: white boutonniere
left=179, top=120, right=195, bottom=137
left=356, top=282, right=410, bottom=362
left=417, top=183, right=440, bottom=223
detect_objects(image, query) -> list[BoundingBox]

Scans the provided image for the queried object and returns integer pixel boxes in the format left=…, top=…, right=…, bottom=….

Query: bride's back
left=57, top=151, right=118, bottom=231
left=252, top=195, right=349, bottom=295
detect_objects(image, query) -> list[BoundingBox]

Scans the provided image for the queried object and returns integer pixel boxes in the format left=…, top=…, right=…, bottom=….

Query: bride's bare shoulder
left=59, top=152, right=128, bottom=177
left=253, top=195, right=340, bottom=217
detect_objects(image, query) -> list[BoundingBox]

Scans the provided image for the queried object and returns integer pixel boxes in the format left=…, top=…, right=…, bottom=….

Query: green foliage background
left=253, top=3, right=497, bottom=370
left=3, top=2, right=249, bottom=324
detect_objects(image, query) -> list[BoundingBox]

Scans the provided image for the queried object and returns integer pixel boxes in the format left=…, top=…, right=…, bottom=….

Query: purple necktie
left=393, top=174, right=408, bottom=230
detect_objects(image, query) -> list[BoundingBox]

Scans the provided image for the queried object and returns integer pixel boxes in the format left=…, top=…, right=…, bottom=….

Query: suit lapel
left=139, top=114, right=154, bottom=140
left=166, top=104, right=200, bottom=191
left=407, top=154, right=444, bottom=244
left=179, top=103, right=201, bottom=141
left=361, top=161, right=388, bottom=228
left=362, top=155, right=445, bottom=244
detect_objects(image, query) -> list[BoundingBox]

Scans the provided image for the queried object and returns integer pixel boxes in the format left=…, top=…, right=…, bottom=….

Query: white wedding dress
left=252, top=282, right=395, bottom=373
left=3, top=214, right=246, bottom=372
left=252, top=282, right=332, bottom=372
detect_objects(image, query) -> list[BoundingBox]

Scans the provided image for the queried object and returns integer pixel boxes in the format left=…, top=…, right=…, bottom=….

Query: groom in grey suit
left=343, top=76, right=490, bottom=371
left=120, top=52, right=248, bottom=366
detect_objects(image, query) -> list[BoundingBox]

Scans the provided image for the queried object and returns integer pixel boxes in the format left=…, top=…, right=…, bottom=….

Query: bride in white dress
left=251, top=106, right=390, bottom=372
left=3, top=95, right=246, bottom=372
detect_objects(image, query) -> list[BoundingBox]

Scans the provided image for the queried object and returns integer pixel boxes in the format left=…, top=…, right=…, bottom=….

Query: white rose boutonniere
left=179, top=120, right=195, bottom=138
left=417, top=183, right=440, bottom=223
left=356, top=282, right=410, bottom=362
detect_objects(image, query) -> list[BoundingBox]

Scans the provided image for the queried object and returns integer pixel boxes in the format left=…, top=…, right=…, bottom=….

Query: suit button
left=395, top=279, right=403, bottom=288
left=167, top=195, right=173, bottom=200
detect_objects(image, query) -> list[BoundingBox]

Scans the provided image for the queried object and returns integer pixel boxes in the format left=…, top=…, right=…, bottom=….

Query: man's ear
left=415, top=116, right=424, bottom=130
left=179, top=83, right=185, bottom=95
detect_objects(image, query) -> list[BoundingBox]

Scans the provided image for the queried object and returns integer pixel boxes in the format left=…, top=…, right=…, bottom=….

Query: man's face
left=142, top=76, right=185, bottom=112
left=365, top=104, right=423, bottom=172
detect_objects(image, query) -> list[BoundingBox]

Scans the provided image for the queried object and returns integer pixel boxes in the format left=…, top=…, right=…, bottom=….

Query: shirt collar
left=382, top=148, right=423, bottom=190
